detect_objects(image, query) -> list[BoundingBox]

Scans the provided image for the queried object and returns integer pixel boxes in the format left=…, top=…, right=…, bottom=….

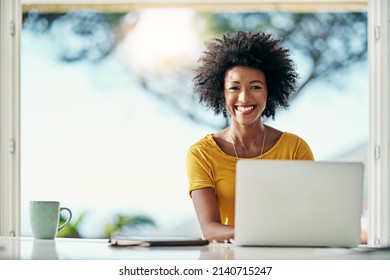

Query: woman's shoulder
left=187, top=134, right=227, bottom=163
left=264, top=127, right=311, bottom=151
left=190, top=134, right=214, bottom=147
left=279, top=131, right=309, bottom=145
left=188, top=134, right=218, bottom=153
left=275, top=130, right=314, bottom=160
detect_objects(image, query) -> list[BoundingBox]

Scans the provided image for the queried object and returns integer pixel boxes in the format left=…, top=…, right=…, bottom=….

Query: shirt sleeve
left=186, top=145, right=215, bottom=196
left=294, top=136, right=315, bottom=160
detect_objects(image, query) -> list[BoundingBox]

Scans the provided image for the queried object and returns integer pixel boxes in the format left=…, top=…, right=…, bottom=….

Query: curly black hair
left=193, top=31, right=298, bottom=119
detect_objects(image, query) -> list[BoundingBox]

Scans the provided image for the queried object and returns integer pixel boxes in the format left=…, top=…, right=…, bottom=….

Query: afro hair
left=193, top=31, right=299, bottom=119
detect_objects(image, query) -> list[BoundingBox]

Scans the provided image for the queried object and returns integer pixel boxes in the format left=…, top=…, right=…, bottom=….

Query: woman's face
left=224, top=66, right=268, bottom=126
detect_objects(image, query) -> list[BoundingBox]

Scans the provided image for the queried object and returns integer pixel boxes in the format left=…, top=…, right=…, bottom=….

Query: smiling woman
left=187, top=31, right=314, bottom=242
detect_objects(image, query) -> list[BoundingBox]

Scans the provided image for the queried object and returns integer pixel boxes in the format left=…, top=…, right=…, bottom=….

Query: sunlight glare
left=120, top=9, right=199, bottom=72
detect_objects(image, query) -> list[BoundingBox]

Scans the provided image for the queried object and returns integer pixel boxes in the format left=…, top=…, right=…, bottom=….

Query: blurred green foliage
left=103, top=214, right=156, bottom=238
left=57, top=211, right=85, bottom=238
left=57, top=211, right=156, bottom=239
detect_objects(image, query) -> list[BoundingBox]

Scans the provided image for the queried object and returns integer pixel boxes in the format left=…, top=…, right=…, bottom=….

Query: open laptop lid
left=234, top=160, right=364, bottom=247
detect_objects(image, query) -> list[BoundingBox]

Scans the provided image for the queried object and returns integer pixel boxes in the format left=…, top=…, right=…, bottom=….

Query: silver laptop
left=234, top=160, right=364, bottom=247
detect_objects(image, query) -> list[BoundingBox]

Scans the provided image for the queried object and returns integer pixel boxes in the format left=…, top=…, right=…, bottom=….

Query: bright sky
left=119, top=9, right=200, bottom=72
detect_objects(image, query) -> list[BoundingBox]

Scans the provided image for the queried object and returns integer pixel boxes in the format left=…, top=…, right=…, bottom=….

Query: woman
left=186, top=31, right=314, bottom=242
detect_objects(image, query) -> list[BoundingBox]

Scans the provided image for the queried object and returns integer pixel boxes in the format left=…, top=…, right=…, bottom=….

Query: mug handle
left=58, top=207, right=72, bottom=232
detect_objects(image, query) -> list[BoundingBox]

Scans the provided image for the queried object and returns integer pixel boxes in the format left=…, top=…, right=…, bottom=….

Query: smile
left=235, top=105, right=256, bottom=112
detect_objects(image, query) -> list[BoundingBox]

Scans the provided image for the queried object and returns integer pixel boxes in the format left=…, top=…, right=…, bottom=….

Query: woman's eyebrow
left=250, top=80, right=265, bottom=84
left=226, top=79, right=264, bottom=84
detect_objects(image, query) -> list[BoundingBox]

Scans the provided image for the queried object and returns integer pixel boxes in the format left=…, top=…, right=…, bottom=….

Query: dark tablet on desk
left=109, top=236, right=209, bottom=247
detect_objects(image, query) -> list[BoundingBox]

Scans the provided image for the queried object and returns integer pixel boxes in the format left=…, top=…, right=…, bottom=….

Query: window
left=0, top=0, right=21, bottom=237
left=367, top=0, right=390, bottom=246
left=1, top=0, right=389, bottom=246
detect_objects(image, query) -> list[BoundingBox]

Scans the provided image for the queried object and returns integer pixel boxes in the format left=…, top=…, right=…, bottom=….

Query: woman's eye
left=251, top=85, right=262, bottom=90
left=228, top=87, right=239, bottom=91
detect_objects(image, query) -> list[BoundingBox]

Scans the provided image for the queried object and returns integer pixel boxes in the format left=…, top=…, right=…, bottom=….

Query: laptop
left=234, top=160, right=364, bottom=247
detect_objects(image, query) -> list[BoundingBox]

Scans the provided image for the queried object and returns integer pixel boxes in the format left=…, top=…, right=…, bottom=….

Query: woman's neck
left=228, top=124, right=267, bottom=158
left=229, top=122, right=266, bottom=150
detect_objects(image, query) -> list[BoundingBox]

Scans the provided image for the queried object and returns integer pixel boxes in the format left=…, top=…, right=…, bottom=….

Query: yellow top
left=186, top=132, right=314, bottom=226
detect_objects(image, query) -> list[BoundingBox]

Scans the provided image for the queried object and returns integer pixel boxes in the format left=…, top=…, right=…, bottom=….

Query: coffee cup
left=29, top=201, right=72, bottom=239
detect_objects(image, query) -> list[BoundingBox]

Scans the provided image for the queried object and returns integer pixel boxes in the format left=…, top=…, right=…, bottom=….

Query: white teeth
left=236, top=106, right=254, bottom=112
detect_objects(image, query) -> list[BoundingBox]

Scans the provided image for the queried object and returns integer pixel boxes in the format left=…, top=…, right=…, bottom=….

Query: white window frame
left=368, top=0, right=390, bottom=247
left=0, top=0, right=21, bottom=237
left=1, top=0, right=389, bottom=247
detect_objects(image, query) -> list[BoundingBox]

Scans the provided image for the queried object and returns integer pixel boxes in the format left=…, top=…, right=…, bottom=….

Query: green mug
left=29, top=201, right=72, bottom=239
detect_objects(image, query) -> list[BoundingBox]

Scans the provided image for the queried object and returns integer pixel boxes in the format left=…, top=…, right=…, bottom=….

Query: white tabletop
left=1, top=236, right=390, bottom=260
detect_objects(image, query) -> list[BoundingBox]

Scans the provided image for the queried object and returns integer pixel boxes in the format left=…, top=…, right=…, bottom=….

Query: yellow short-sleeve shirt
left=186, top=132, right=314, bottom=226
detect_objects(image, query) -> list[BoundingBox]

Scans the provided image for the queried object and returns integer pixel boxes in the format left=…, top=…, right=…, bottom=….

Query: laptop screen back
left=234, top=160, right=364, bottom=247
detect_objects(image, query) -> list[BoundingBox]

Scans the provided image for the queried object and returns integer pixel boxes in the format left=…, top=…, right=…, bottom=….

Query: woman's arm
left=191, top=188, right=234, bottom=242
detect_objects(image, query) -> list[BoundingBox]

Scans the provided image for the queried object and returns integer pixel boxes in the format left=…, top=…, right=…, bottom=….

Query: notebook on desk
left=234, top=160, right=364, bottom=247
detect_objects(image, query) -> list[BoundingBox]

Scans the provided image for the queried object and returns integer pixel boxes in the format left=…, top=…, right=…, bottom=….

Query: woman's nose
left=238, top=89, right=250, bottom=103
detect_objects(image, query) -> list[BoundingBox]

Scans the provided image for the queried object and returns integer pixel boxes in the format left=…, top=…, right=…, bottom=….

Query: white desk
left=1, top=237, right=390, bottom=260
